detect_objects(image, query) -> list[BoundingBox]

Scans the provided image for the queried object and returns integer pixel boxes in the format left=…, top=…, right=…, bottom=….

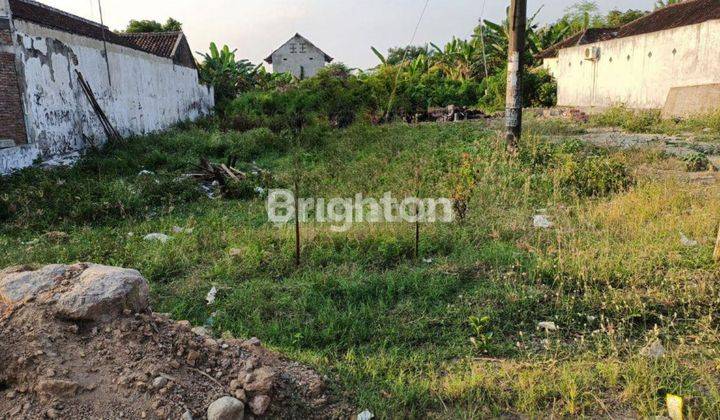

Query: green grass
left=1, top=121, right=719, bottom=418
left=589, top=105, right=720, bottom=140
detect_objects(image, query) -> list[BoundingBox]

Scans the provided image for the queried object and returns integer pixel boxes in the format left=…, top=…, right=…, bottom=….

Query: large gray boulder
left=0, top=265, right=68, bottom=304
left=55, top=264, right=149, bottom=322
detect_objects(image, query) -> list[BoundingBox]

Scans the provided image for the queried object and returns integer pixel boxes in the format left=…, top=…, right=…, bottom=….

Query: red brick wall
left=0, top=25, right=27, bottom=145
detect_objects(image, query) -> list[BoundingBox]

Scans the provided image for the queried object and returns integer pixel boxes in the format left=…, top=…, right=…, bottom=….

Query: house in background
left=265, top=33, right=333, bottom=79
left=0, top=0, right=213, bottom=174
left=537, top=0, right=720, bottom=118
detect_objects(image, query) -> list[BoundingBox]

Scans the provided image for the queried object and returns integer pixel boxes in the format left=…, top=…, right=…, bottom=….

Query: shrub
left=683, top=152, right=711, bottom=172
left=555, top=155, right=634, bottom=197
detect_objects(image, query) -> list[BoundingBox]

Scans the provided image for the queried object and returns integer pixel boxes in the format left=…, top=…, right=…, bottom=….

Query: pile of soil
left=0, top=264, right=351, bottom=419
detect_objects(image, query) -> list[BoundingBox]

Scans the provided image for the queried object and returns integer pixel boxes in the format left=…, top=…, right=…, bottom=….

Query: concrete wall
left=550, top=19, right=720, bottom=110
left=271, top=35, right=326, bottom=78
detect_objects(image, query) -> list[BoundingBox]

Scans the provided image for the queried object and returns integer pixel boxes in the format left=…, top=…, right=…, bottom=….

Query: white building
left=265, top=33, right=333, bottom=79
left=0, top=0, right=214, bottom=174
left=538, top=0, right=720, bottom=117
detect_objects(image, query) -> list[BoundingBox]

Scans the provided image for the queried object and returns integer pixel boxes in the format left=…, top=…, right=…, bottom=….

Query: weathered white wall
left=271, top=35, right=326, bottom=78
left=550, top=19, right=720, bottom=109
left=12, top=20, right=214, bottom=159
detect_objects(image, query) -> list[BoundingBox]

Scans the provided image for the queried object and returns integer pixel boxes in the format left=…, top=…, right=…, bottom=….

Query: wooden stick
left=714, top=222, right=720, bottom=263
left=294, top=180, right=301, bottom=267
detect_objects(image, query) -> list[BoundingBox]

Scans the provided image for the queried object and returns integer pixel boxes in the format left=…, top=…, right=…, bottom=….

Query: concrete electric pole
left=505, top=0, right=527, bottom=152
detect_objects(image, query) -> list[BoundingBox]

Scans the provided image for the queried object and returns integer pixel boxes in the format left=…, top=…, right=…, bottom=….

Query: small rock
left=143, top=233, right=171, bottom=243
left=244, top=367, right=276, bottom=395
left=233, top=389, right=247, bottom=402
left=192, top=326, right=211, bottom=337
left=151, top=376, right=168, bottom=390
left=187, top=350, right=200, bottom=366
left=35, top=379, right=79, bottom=398
left=177, top=320, right=192, bottom=328
left=46, top=408, right=60, bottom=419
left=537, top=321, right=558, bottom=332
left=245, top=337, right=261, bottom=347
left=249, top=395, right=271, bottom=416
left=207, top=396, right=244, bottom=420
left=640, top=339, right=666, bottom=359
left=181, top=410, right=193, bottom=420
left=228, top=248, right=243, bottom=257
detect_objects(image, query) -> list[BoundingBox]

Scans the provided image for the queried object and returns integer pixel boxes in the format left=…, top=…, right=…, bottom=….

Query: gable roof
left=118, top=32, right=196, bottom=68
left=264, top=33, right=333, bottom=64
left=537, top=0, right=720, bottom=59
left=9, top=0, right=196, bottom=67
left=118, top=32, right=183, bottom=59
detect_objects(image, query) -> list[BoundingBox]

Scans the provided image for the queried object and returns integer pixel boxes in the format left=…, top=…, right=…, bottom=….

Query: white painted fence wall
left=549, top=19, right=720, bottom=109
left=5, top=19, right=213, bottom=167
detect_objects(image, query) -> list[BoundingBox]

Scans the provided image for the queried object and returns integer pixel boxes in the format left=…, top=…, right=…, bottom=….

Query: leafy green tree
left=124, top=17, right=183, bottom=33
left=385, top=45, right=430, bottom=65
left=560, top=1, right=604, bottom=31
left=197, top=42, right=261, bottom=111
left=606, top=9, right=647, bottom=27
left=655, top=0, right=682, bottom=9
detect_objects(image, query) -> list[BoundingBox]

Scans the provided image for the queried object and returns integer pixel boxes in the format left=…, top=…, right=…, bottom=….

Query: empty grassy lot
left=1, top=120, right=719, bottom=418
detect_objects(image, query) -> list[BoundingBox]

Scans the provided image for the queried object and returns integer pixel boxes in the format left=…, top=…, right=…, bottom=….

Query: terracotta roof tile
left=118, top=32, right=182, bottom=59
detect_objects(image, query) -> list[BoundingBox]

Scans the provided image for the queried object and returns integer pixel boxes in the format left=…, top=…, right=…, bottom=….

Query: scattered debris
left=537, top=321, right=559, bottom=332
left=43, top=231, right=70, bottom=243
left=40, top=152, right=82, bottom=169
left=357, top=409, right=375, bottom=420
left=0, top=264, right=351, bottom=418
left=422, top=258, right=433, bottom=264
left=138, top=170, right=155, bottom=177
left=425, top=105, right=488, bottom=123
left=173, top=226, right=195, bottom=234
left=229, top=248, right=244, bottom=257
left=680, top=233, right=698, bottom=247
left=143, top=233, right=172, bottom=243
left=666, top=394, right=684, bottom=420
left=640, top=339, right=666, bottom=359
left=533, top=215, right=553, bottom=229
left=206, top=286, right=218, bottom=306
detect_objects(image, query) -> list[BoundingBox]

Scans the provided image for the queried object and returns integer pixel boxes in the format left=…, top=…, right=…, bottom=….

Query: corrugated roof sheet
left=537, top=0, right=720, bottom=59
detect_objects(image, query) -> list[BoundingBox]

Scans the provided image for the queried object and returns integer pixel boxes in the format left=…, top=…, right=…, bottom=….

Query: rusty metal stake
left=714, top=222, right=720, bottom=263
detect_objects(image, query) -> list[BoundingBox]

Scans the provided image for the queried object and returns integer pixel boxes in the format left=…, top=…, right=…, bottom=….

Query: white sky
left=39, top=0, right=658, bottom=69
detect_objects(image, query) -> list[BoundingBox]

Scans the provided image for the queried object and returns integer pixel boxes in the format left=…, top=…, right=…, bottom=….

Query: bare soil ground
left=0, top=268, right=351, bottom=420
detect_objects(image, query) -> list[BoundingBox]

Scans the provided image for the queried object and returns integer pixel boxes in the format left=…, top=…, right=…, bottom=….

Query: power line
left=383, top=0, right=432, bottom=122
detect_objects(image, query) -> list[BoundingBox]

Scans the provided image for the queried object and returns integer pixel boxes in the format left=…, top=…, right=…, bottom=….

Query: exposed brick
left=0, top=37, right=27, bottom=145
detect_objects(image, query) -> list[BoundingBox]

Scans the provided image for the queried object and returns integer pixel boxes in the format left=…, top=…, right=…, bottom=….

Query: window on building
left=300, top=43, right=307, bottom=53
left=289, top=43, right=297, bottom=53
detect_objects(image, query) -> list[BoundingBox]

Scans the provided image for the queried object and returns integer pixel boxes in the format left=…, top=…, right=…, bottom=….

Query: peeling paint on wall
left=2, top=19, right=213, bottom=174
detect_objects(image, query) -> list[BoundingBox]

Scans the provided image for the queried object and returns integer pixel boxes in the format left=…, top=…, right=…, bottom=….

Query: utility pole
left=505, top=0, right=527, bottom=152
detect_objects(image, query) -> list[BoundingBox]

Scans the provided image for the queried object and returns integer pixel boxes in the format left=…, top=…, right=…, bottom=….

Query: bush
left=555, top=155, right=634, bottom=197
left=478, top=67, right=557, bottom=112
left=590, top=106, right=662, bottom=133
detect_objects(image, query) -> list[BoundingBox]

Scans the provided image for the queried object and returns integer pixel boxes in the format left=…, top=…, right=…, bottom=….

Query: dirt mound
left=0, top=263, right=350, bottom=419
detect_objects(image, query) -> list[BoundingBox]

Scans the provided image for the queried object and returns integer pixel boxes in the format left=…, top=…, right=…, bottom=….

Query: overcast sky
left=41, top=0, right=658, bottom=69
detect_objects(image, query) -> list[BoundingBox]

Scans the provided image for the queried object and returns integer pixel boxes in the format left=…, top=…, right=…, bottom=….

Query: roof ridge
left=119, top=31, right=184, bottom=37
